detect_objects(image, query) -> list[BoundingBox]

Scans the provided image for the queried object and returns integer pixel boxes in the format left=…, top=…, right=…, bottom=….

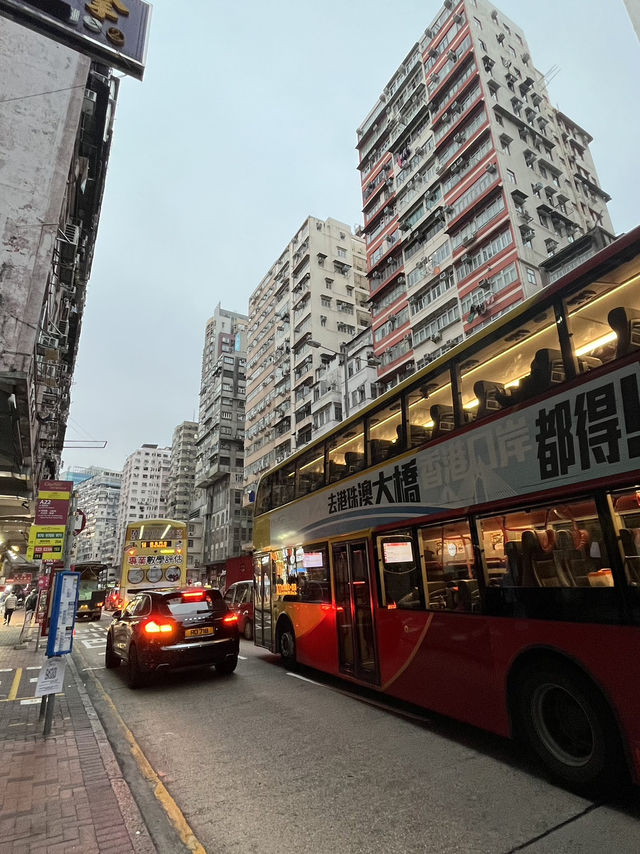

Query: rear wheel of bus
left=277, top=618, right=296, bottom=667
left=513, top=658, right=626, bottom=795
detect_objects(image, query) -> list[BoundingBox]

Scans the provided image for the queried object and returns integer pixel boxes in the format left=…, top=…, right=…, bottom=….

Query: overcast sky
left=61, top=0, right=640, bottom=474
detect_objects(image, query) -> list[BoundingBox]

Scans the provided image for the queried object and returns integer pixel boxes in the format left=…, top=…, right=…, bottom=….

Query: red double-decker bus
left=252, top=226, right=640, bottom=793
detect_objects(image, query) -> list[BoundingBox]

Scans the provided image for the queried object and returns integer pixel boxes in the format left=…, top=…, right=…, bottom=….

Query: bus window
left=298, top=544, right=331, bottom=603
left=479, top=500, right=610, bottom=590
left=296, top=446, right=324, bottom=497
left=404, top=366, right=452, bottom=445
left=273, top=460, right=296, bottom=506
left=459, top=310, right=561, bottom=420
left=611, top=489, right=640, bottom=587
left=255, top=474, right=272, bottom=515
left=367, top=400, right=403, bottom=465
left=564, top=263, right=640, bottom=371
left=418, top=520, right=478, bottom=612
left=327, top=421, right=364, bottom=483
left=377, top=535, right=424, bottom=609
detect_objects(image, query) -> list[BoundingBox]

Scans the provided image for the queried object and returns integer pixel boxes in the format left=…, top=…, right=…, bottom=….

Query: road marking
left=92, top=677, right=206, bottom=854
left=0, top=668, right=12, bottom=672
left=8, top=669, right=21, bottom=700
left=26, top=666, right=41, bottom=671
left=20, top=698, right=41, bottom=705
left=29, top=678, right=38, bottom=683
left=238, top=655, right=247, bottom=660
left=287, top=672, right=320, bottom=685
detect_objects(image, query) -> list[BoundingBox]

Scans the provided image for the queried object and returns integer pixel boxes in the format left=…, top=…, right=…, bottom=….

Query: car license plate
left=79, top=605, right=88, bottom=610
left=185, top=626, right=213, bottom=638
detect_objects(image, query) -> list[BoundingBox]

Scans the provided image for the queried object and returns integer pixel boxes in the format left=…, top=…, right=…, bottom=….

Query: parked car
left=105, top=587, right=239, bottom=688
left=223, top=580, right=253, bottom=640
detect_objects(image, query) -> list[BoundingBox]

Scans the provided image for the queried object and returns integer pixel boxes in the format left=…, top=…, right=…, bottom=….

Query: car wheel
left=515, top=660, right=626, bottom=795
left=216, top=656, right=238, bottom=675
left=243, top=620, right=253, bottom=641
left=127, top=644, right=145, bottom=689
left=105, top=634, right=120, bottom=669
left=278, top=621, right=296, bottom=667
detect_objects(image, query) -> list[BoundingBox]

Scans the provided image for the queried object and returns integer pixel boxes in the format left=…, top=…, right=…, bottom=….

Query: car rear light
left=223, top=614, right=238, bottom=625
left=144, top=620, right=174, bottom=634
left=182, top=590, right=205, bottom=600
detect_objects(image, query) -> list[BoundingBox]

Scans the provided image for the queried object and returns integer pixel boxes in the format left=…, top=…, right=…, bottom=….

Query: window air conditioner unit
left=462, top=234, right=476, bottom=246
left=447, top=50, right=457, bottom=62
left=440, top=271, right=448, bottom=281
left=491, top=9, right=498, bottom=20
left=429, top=47, right=438, bottom=58
left=432, top=333, right=442, bottom=343
left=454, top=132, right=465, bottom=144
left=497, top=33, right=505, bottom=43
left=478, top=278, right=491, bottom=289
left=435, top=162, right=445, bottom=174
left=453, top=14, right=463, bottom=24
left=425, top=27, right=434, bottom=38
left=444, top=0, right=453, bottom=8
left=485, top=162, right=497, bottom=173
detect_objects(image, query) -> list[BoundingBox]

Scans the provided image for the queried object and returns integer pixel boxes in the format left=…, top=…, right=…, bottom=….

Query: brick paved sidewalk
left=0, top=616, right=156, bottom=853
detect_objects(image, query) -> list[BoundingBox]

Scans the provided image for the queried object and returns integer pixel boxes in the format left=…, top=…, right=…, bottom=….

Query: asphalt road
left=72, top=614, right=640, bottom=854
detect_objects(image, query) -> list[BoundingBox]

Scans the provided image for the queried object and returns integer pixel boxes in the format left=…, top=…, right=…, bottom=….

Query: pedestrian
left=3, top=591, right=17, bottom=625
left=19, top=589, right=38, bottom=642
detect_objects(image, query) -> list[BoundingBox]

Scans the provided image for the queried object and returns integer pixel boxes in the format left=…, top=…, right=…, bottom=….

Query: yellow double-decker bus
left=120, top=519, right=187, bottom=596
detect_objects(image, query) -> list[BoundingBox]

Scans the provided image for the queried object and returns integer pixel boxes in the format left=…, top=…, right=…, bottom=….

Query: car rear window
left=160, top=591, right=226, bottom=617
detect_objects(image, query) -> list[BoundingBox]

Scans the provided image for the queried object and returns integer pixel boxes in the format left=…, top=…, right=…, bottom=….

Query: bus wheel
left=278, top=621, right=296, bottom=667
left=243, top=620, right=253, bottom=641
left=515, top=660, right=625, bottom=795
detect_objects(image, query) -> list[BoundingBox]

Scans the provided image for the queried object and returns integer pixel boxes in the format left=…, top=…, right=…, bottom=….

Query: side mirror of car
left=112, top=610, right=122, bottom=620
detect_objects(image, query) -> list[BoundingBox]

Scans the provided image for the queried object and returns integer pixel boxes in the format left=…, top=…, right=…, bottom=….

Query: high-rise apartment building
left=244, top=216, right=368, bottom=493
left=167, top=421, right=198, bottom=522
left=194, top=306, right=251, bottom=570
left=357, top=0, right=613, bottom=388
left=72, top=469, right=122, bottom=566
left=0, top=19, right=118, bottom=554
left=114, top=444, right=171, bottom=565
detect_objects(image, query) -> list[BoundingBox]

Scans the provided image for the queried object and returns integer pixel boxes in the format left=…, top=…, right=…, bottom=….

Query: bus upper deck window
left=459, top=310, right=560, bottom=419
left=564, top=260, right=640, bottom=371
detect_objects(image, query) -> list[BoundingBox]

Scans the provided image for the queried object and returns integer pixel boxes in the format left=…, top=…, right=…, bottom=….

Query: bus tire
left=105, top=634, right=119, bottom=669
left=277, top=620, right=296, bottom=667
left=243, top=620, right=253, bottom=641
left=514, top=659, right=626, bottom=795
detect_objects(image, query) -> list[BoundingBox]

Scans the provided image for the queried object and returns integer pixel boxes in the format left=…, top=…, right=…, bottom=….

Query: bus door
left=253, top=552, right=273, bottom=650
left=332, top=540, right=379, bottom=683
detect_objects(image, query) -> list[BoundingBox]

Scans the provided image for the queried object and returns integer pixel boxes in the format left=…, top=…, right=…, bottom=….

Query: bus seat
left=504, top=540, right=523, bottom=585
left=430, top=405, right=454, bottom=438
left=553, top=529, right=589, bottom=587
left=327, top=460, right=347, bottom=482
left=619, top=528, right=640, bottom=585
left=608, top=306, right=640, bottom=358
left=456, top=579, right=479, bottom=612
left=520, top=530, right=541, bottom=586
left=529, top=348, right=565, bottom=390
left=535, top=528, right=556, bottom=552
left=369, top=439, right=394, bottom=464
left=345, top=451, right=364, bottom=473
left=402, top=423, right=431, bottom=447
left=473, top=381, right=506, bottom=420
left=578, top=355, right=602, bottom=373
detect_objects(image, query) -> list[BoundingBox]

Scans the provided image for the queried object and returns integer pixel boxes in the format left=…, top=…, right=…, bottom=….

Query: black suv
left=105, top=588, right=239, bottom=688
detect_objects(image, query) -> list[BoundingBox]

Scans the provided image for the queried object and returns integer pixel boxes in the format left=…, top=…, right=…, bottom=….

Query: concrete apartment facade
left=244, top=216, right=368, bottom=495
left=114, top=444, right=171, bottom=565
left=0, top=19, right=118, bottom=556
left=357, top=0, right=613, bottom=388
left=167, top=421, right=202, bottom=576
left=194, top=306, right=252, bottom=570
left=72, top=469, right=122, bottom=567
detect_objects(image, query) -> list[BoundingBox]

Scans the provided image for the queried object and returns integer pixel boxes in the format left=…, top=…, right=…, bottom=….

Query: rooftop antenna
left=542, top=64, right=561, bottom=87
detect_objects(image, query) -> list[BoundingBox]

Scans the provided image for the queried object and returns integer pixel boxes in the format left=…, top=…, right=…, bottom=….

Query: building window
left=473, top=16, right=482, bottom=28
left=506, top=169, right=516, bottom=183
left=526, top=266, right=536, bottom=285
left=337, top=247, right=347, bottom=258
left=325, top=278, right=333, bottom=289
left=495, top=113, right=503, bottom=126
